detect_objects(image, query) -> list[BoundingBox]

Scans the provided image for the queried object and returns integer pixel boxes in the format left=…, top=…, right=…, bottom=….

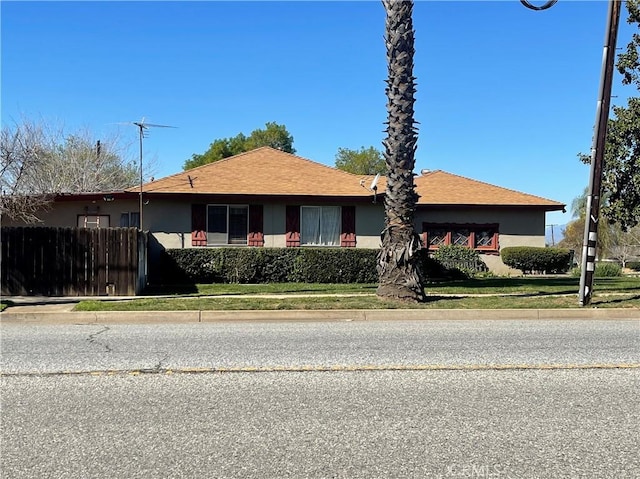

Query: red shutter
left=340, top=206, right=356, bottom=247
left=248, top=205, right=264, bottom=247
left=191, top=204, right=207, bottom=247
left=286, top=205, right=300, bottom=247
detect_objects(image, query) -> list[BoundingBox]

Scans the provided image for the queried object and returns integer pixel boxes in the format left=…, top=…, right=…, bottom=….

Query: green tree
left=618, top=0, right=640, bottom=88
left=597, top=98, right=640, bottom=230
left=183, top=122, right=295, bottom=170
left=580, top=1, right=640, bottom=230
left=376, top=0, right=425, bottom=303
left=245, top=122, right=295, bottom=153
left=334, top=146, right=386, bottom=175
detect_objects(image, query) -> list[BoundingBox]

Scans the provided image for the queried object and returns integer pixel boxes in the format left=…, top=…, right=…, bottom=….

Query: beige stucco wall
left=415, top=207, right=547, bottom=275
left=1, top=199, right=141, bottom=228
left=147, top=201, right=384, bottom=249
left=1, top=199, right=383, bottom=249
left=3, top=198, right=549, bottom=275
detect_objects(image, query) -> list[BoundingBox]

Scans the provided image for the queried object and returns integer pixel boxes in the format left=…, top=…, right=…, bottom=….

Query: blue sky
left=2, top=1, right=637, bottom=231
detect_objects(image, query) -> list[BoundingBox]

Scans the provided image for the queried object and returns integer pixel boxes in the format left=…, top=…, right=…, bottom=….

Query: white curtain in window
left=301, top=207, right=321, bottom=245
left=322, top=206, right=340, bottom=246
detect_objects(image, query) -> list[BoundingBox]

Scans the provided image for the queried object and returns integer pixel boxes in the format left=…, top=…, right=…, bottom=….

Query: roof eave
left=135, top=191, right=383, bottom=203
left=417, top=203, right=566, bottom=212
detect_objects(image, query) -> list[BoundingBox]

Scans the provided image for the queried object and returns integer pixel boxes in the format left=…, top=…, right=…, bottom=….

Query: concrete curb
left=2, top=308, right=640, bottom=324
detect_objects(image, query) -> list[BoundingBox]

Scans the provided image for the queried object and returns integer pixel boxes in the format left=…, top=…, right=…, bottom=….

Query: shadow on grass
left=142, top=284, right=199, bottom=296
left=592, top=294, right=640, bottom=306
left=595, top=278, right=640, bottom=292
left=427, top=276, right=580, bottom=289
left=142, top=283, right=377, bottom=297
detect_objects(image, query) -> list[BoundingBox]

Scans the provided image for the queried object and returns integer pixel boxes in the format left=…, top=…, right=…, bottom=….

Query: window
left=301, top=206, right=340, bottom=246
left=77, top=215, right=110, bottom=229
left=120, top=212, right=140, bottom=228
left=207, top=205, right=248, bottom=245
left=452, top=229, right=471, bottom=247
left=428, top=228, right=448, bottom=247
left=423, top=223, right=499, bottom=252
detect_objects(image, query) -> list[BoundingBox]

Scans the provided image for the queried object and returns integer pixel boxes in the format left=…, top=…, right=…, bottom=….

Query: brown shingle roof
left=135, top=147, right=564, bottom=210
left=134, top=147, right=373, bottom=197
left=413, top=170, right=564, bottom=210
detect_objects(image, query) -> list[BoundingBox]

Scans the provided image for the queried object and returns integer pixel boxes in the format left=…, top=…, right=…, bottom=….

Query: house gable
left=135, top=147, right=376, bottom=199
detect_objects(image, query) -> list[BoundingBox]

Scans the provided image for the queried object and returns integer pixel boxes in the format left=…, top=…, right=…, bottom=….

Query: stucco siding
left=4, top=198, right=558, bottom=275
left=415, top=207, right=550, bottom=274
left=415, top=208, right=546, bottom=236
left=2, top=200, right=140, bottom=228
left=136, top=200, right=382, bottom=249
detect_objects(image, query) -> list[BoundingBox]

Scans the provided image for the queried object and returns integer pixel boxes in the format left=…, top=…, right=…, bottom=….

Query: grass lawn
left=72, top=276, right=640, bottom=311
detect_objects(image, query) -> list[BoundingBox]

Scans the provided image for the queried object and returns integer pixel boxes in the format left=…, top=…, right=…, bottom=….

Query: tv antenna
left=122, top=118, right=176, bottom=230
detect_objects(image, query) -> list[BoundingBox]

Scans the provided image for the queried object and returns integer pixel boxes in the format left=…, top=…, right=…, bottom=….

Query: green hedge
left=153, top=246, right=493, bottom=285
left=501, top=247, right=571, bottom=274
left=154, top=248, right=380, bottom=284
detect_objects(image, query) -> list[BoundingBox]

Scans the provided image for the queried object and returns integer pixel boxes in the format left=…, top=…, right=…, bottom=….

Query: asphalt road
left=1, top=319, right=639, bottom=374
left=2, top=319, right=639, bottom=478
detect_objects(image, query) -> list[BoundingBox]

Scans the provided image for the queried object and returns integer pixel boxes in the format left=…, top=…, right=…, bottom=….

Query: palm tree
left=377, top=0, right=426, bottom=302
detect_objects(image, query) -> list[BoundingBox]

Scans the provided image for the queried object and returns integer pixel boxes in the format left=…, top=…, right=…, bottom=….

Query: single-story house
left=4, top=147, right=565, bottom=274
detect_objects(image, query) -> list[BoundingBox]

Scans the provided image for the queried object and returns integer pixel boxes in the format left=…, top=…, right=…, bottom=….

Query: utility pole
left=579, top=0, right=622, bottom=306
left=547, top=224, right=558, bottom=246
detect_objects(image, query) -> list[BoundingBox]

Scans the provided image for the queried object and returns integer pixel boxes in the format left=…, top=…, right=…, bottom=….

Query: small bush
left=416, top=245, right=487, bottom=280
left=569, top=263, right=622, bottom=278
left=595, top=262, right=622, bottom=277
left=625, top=261, right=640, bottom=271
left=432, top=245, right=488, bottom=278
left=501, top=247, right=571, bottom=274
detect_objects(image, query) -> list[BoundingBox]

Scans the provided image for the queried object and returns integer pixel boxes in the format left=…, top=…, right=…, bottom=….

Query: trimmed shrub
left=570, top=262, right=622, bottom=278
left=432, top=245, right=488, bottom=279
left=501, top=247, right=571, bottom=274
left=154, top=245, right=494, bottom=285
left=154, top=247, right=378, bottom=284
left=292, top=248, right=378, bottom=283
left=415, top=245, right=487, bottom=280
left=625, top=261, right=640, bottom=271
left=595, top=262, right=622, bottom=277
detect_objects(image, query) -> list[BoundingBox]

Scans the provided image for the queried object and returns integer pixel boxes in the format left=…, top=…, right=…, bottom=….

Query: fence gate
left=1, top=227, right=147, bottom=296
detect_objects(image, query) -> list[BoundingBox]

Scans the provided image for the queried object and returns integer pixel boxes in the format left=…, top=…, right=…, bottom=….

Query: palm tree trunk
left=377, top=0, right=426, bottom=302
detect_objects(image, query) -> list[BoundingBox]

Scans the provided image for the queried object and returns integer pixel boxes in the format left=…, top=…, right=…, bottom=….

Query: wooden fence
left=1, top=227, right=147, bottom=296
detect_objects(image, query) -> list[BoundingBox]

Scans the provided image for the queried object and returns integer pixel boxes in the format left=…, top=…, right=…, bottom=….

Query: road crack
left=87, top=326, right=112, bottom=353
left=3, top=362, right=639, bottom=377
left=152, top=352, right=170, bottom=373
